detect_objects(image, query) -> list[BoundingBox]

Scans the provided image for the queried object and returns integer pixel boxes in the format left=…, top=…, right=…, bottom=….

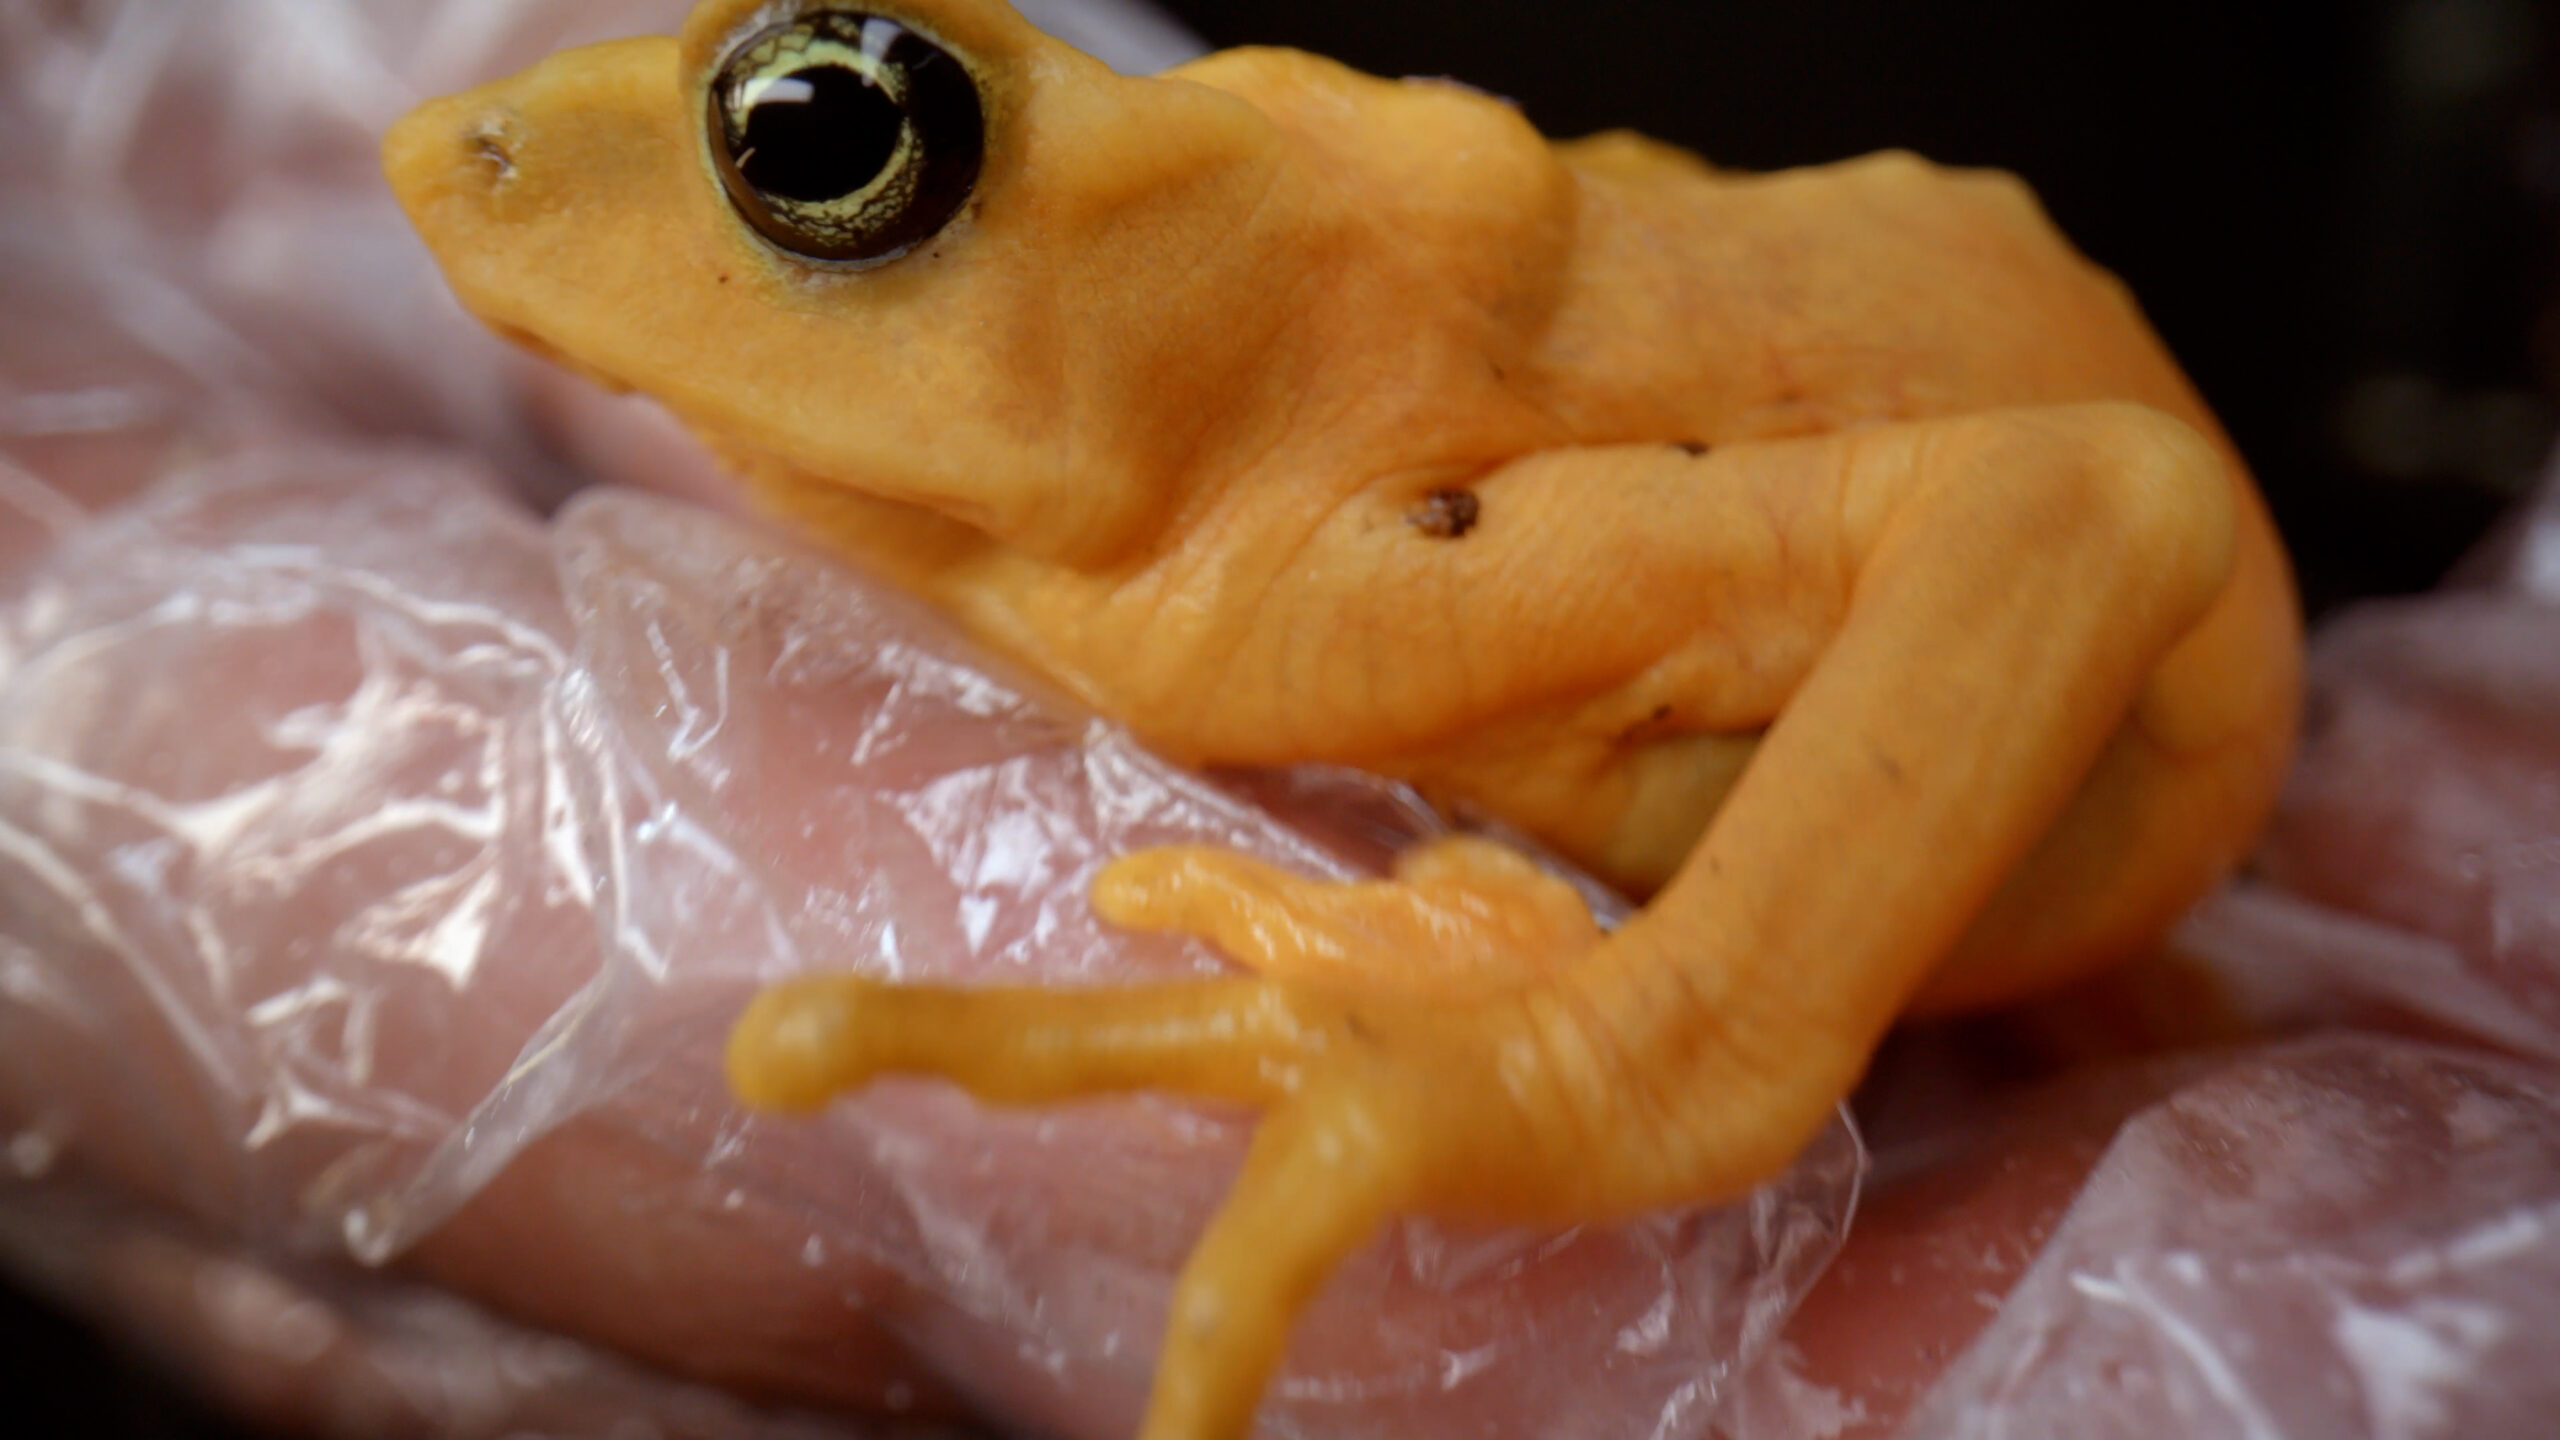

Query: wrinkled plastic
left=0, top=4, right=1860, bottom=1436
left=0, top=449, right=1859, bottom=1438
left=1901, top=1035, right=2560, bottom=1440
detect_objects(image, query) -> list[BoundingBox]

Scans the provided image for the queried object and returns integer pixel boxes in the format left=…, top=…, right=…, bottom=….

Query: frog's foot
left=724, top=835, right=1601, bottom=1126
left=724, top=965, right=1454, bottom=1440
left=725, top=929, right=1828, bottom=1440
left=1091, top=835, right=1601, bottom=998
left=724, top=840, right=1805, bottom=1440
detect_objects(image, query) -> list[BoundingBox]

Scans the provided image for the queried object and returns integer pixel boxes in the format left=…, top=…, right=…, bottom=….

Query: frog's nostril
left=466, top=117, right=518, bottom=183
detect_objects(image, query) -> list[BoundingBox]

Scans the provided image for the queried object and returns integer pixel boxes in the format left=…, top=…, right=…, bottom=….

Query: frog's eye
left=707, top=11, right=983, bottom=264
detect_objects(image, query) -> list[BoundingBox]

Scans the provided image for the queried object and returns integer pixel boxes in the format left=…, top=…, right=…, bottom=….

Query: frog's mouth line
left=489, top=321, right=637, bottom=399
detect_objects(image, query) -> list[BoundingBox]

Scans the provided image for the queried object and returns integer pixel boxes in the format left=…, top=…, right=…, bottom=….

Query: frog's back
left=1177, top=46, right=2228, bottom=462
left=1535, top=136, right=2228, bottom=455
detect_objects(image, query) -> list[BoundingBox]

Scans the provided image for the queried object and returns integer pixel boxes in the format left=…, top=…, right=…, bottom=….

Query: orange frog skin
left=385, top=2, right=2302, bottom=1436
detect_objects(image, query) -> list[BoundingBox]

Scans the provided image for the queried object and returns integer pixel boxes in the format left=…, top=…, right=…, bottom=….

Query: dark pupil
left=737, top=65, right=902, bottom=203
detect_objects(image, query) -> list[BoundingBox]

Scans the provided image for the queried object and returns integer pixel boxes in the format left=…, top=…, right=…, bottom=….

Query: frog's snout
left=382, top=92, right=518, bottom=212
left=383, top=36, right=682, bottom=245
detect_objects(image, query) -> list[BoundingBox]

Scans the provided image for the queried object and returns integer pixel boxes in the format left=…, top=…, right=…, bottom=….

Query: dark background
left=9, top=1, right=2559, bottom=1436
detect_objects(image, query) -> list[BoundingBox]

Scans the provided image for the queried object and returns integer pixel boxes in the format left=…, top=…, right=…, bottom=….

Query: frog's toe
left=1095, top=838, right=1599, bottom=997
left=1091, top=846, right=1346, bottom=972
left=726, top=973, right=1325, bottom=1113
left=1141, top=1082, right=1419, bottom=1440
left=727, top=976, right=881, bottom=1111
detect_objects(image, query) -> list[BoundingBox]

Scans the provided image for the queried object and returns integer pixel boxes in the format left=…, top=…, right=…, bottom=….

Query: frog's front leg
left=727, top=963, right=1571, bottom=1440
left=728, top=400, right=2270, bottom=1440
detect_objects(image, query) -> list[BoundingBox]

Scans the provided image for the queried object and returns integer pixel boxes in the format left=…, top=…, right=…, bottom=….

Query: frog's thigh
left=1628, top=404, right=2252, bottom=1055
left=1093, top=836, right=1600, bottom=998
left=1916, top=510, right=2299, bottom=1012
left=1488, top=401, right=2252, bottom=1118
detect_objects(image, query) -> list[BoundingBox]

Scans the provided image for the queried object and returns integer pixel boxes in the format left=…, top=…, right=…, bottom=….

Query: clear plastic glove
left=0, top=445, right=1859, bottom=1438
left=0, top=4, right=1855, bottom=1438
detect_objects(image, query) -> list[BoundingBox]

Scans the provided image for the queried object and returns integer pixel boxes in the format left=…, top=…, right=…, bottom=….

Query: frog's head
left=387, top=0, right=1572, bottom=568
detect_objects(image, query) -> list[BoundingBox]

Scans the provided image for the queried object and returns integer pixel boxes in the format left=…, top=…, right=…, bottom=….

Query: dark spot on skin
left=1674, top=440, right=1710, bottom=457
left=1652, top=704, right=1672, bottom=722
left=1875, top=749, right=1906, bottom=783
left=1489, top=359, right=1508, bottom=382
left=1407, top=488, right=1481, bottom=539
left=716, top=273, right=731, bottom=285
